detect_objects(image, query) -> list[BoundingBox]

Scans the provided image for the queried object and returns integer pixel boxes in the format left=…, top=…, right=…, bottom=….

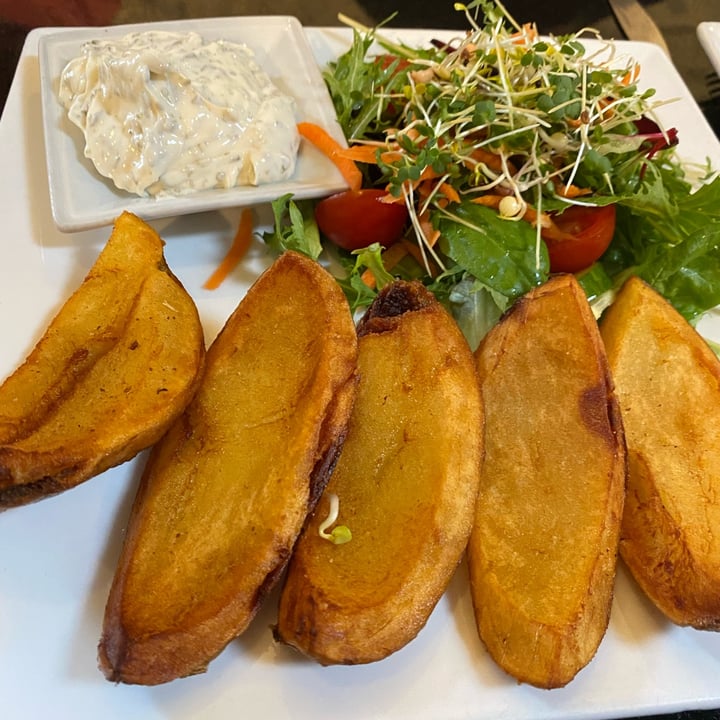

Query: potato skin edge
left=276, top=280, right=484, bottom=665
left=0, top=211, right=206, bottom=510
left=469, top=274, right=626, bottom=689
left=601, top=275, right=720, bottom=629
left=99, top=251, right=359, bottom=685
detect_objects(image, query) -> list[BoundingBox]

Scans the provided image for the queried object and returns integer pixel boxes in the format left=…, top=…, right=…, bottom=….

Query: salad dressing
left=59, top=31, right=299, bottom=197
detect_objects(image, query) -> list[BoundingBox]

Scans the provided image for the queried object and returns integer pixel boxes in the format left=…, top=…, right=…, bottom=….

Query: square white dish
left=37, top=16, right=348, bottom=233
left=2, top=24, right=720, bottom=720
left=698, top=21, right=720, bottom=75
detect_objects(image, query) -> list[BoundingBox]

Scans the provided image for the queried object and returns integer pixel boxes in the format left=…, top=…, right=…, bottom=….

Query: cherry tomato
left=315, top=189, right=409, bottom=252
left=544, top=204, right=617, bottom=273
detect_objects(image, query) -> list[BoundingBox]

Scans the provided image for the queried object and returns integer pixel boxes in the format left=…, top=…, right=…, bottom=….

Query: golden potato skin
left=275, top=281, right=483, bottom=665
left=99, top=250, right=358, bottom=685
left=468, top=274, right=625, bottom=689
left=0, top=211, right=205, bottom=509
left=600, top=276, right=720, bottom=628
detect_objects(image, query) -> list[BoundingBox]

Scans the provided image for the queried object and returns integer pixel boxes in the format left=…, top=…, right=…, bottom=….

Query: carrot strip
left=622, top=65, right=640, bottom=86
left=335, top=145, right=403, bottom=166
left=469, top=148, right=509, bottom=174
left=517, top=206, right=571, bottom=241
left=397, top=127, right=422, bottom=143
left=418, top=210, right=441, bottom=248
left=360, top=269, right=375, bottom=288
left=297, top=122, right=363, bottom=191
left=418, top=166, right=441, bottom=182
left=412, top=169, right=446, bottom=201
left=470, top=194, right=503, bottom=208
left=203, top=209, right=254, bottom=290
left=556, top=183, right=592, bottom=199
left=400, top=238, right=432, bottom=268
left=416, top=180, right=433, bottom=200
left=335, top=145, right=382, bottom=163
left=438, top=181, right=461, bottom=204
left=382, top=242, right=410, bottom=270
left=510, top=23, right=538, bottom=45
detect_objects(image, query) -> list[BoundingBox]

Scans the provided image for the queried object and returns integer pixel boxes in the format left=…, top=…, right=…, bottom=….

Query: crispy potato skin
left=99, top=251, right=358, bottom=685
left=468, top=274, right=625, bottom=689
left=600, top=276, right=720, bottom=628
left=275, top=281, right=483, bottom=665
left=0, top=212, right=205, bottom=509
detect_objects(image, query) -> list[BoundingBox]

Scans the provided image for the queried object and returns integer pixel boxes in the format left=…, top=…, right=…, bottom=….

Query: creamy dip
left=59, top=31, right=300, bottom=197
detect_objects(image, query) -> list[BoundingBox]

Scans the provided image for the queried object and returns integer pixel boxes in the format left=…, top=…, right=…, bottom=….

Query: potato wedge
left=275, top=280, right=483, bottom=665
left=98, top=250, right=358, bottom=685
left=0, top=211, right=205, bottom=509
left=600, top=276, right=720, bottom=628
left=468, top=274, right=625, bottom=689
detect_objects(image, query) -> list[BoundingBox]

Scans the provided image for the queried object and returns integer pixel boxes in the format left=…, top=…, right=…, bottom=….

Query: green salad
left=265, top=0, right=720, bottom=347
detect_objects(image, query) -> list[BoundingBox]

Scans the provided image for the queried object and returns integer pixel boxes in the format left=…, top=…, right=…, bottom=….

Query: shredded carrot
left=360, top=235, right=441, bottom=289
left=400, top=238, right=434, bottom=270
left=336, top=144, right=404, bottom=166
left=414, top=179, right=453, bottom=208
left=418, top=166, right=441, bottom=182
left=412, top=182, right=436, bottom=207
left=415, top=180, right=434, bottom=201
left=556, top=183, right=592, bottom=199
left=510, top=23, right=538, bottom=45
left=418, top=210, right=441, bottom=248
left=519, top=206, right=570, bottom=241
left=437, top=181, right=461, bottom=204
left=621, top=64, right=641, bottom=86
left=360, top=269, right=375, bottom=288
left=382, top=242, right=410, bottom=270
left=335, top=145, right=382, bottom=164
left=397, top=126, right=423, bottom=143
left=297, top=122, right=363, bottom=191
left=203, top=209, right=254, bottom=290
left=468, top=147, right=507, bottom=174
left=407, top=168, right=447, bottom=203
left=470, top=194, right=503, bottom=208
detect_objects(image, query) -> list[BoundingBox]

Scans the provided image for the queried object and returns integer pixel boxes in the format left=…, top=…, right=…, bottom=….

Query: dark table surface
left=1, top=1, right=719, bottom=718
left=2, top=0, right=719, bottom=133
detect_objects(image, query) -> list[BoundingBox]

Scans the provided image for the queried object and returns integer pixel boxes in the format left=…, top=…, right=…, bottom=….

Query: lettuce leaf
left=436, top=202, right=549, bottom=303
left=262, top=194, right=322, bottom=259
left=606, top=173, right=720, bottom=322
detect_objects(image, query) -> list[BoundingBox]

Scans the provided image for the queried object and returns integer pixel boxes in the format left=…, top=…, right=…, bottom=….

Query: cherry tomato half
left=315, top=189, right=409, bottom=252
left=544, top=204, right=617, bottom=274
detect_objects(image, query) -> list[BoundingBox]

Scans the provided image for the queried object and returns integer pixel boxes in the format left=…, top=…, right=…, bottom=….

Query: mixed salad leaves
left=266, top=0, right=720, bottom=347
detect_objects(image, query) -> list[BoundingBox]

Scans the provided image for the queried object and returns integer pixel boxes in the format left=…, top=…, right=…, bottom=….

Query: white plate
left=2, top=25, right=720, bottom=720
left=698, top=21, right=720, bottom=76
left=37, top=17, right=348, bottom=233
